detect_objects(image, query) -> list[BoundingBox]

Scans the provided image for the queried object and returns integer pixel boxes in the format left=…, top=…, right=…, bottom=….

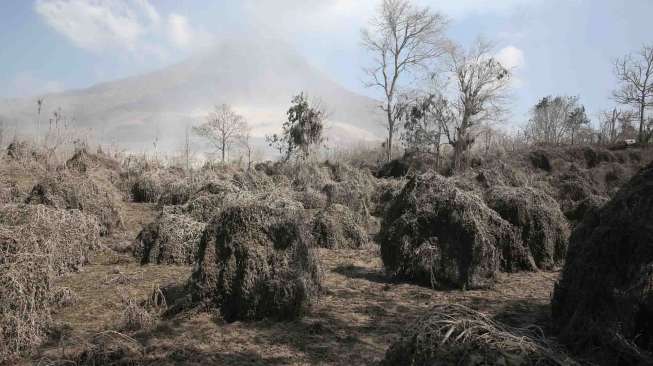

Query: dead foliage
left=26, top=171, right=124, bottom=236
left=66, top=148, right=122, bottom=174
left=311, top=204, right=369, bottom=249
left=379, top=173, right=532, bottom=289
left=552, top=161, right=653, bottom=365
left=190, top=204, right=322, bottom=321
left=485, top=186, right=570, bottom=270
left=135, top=212, right=206, bottom=265
left=382, top=304, right=578, bottom=366
left=0, top=204, right=101, bottom=362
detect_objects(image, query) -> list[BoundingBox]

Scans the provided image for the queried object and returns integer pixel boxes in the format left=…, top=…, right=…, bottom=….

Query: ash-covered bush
left=529, top=149, right=552, bottom=172
left=0, top=204, right=101, bottom=362
left=26, top=172, right=123, bottom=236
left=135, top=212, right=206, bottom=265
left=293, top=188, right=328, bottom=209
left=485, top=186, right=570, bottom=270
left=129, top=169, right=193, bottom=205
left=66, top=148, right=122, bottom=174
left=311, top=204, right=369, bottom=249
left=382, top=304, right=577, bottom=366
left=474, top=161, right=528, bottom=189
left=379, top=173, right=532, bottom=289
left=563, top=194, right=608, bottom=225
left=552, top=161, right=653, bottom=364
left=0, top=255, right=51, bottom=363
left=190, top=204, right=321, bottom=321
left=0, top=204, right=101, bottom=274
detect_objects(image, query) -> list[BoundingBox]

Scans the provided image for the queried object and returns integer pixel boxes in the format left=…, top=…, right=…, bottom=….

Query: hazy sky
left=1, top=0, right=652, bottom=129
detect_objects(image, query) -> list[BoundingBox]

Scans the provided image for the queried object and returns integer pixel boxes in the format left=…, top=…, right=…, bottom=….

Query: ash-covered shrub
left=293, top=188, right=328, bottom=209
left=554, top=164, right=600, bottom=208
left=322, top=181, right=371, bottom=218
left=485, top=186, right=570, bottom=270
left=0, top=204, right=101, bottom=274
left=66, top=148, right=121, bottom=174
left=232, top=169, right=276, bottom=191
left=311, top=204, right=369, bottom=249
left=0, top=204, right=101, bottom=362
left=26, top=172, right=123, bottom=236
left=379, top=173, right=532, bottom=289
left=190, top=204, right=321, bottom=321
left=551, top=161, right=653, bottom=364
left=563, top=194, right=608, bottom=225
left=0, top=255, right=52, bottom=363
left=129, top=169, right=192, bottom=205
left=529, top=149, right=552, bottom=172
left=382, top=304, right=577, bottom=366
left=373, top=179, right=405, bottom=216
left=135, top=212, right=206, bottom=265
left=474, top=161, right=528, bottom=189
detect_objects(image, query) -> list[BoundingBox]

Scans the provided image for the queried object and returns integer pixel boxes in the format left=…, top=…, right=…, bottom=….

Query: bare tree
left=362, top=0, right=448, bottom=161
left=184, top=124, right=192, bottom=172
left=239, top=123, right=253, bottom=170
left=193, top=104, right=246, bottom=163
left=525, top=95, right=579, bottom=145
left=613, top=45, right=653, bottom=143
left=438, top=40, right=511, bottom=171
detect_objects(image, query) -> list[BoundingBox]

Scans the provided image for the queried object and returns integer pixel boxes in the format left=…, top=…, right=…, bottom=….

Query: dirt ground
left=25, top=203, right=560, bottom=365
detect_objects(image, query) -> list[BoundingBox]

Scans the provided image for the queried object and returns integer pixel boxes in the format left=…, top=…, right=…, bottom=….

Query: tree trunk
left=386, top=109, right=394, bottom=162
left=639, top=101, right=646, bottom=143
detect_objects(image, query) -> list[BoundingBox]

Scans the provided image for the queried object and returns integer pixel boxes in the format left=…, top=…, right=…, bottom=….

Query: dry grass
left=28, top=247, right=569, bottom=365
left=382, top=303, right=578, bottom=365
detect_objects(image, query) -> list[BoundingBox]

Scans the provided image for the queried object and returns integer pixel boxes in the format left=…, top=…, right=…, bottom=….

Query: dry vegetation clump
left=135, top=212, right=206, bottom=265
left=382, top=304, right=578, bottom=366
left=485, top=186, right=570, bottom=270
left=72, top=331, right=145, bottom=366
left=291, top=187, right=327, bottom=209
left=128, top=169, right=184, bottom=204
left=0, top=205, right=101, bottom=362
left=26, top=171, right=123, bottom=236
left=65, top=148, right=122, bottom=175
left=379, top=173, right=533, bottom=289
left=120, top=298, right=155, bottom=331
left=373, top=178, right=405, bottom=216
left=529, top=149, right=553, bottom=172
left=5, top=140, right=46, bottom=162
left=311, top=204, right=369, bottom=249
left=563, top=194, right=608, bottom=225
left=232, top=169, right=277, bottom=191
left=0, top=255, right=52, bottom=363
left=473, top=161, right=529, bottom=190
left=0, top=204, right=101, bottom=274
left=0, top=182, right=19, bottom=204
left=190, top=204, right=322, bottom=322
left=551, top=161, right=653, bottom=364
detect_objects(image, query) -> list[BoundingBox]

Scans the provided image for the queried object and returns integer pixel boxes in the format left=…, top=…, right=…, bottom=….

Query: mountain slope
left=0, top=37, right=383, bottom=152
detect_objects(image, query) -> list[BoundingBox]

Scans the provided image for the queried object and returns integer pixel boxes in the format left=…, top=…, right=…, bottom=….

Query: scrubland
left=1, top=140, right=652, bottom=365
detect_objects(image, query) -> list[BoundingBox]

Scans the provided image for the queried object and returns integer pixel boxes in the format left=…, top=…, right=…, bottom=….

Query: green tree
left=266, top=93, right=325, bottom=161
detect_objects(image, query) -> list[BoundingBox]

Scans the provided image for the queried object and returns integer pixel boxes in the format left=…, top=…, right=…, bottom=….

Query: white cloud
left=167, top=13, right=213, bottom=50
left=496, top=45, right=525, bottom=70
left=34, top=0, right=160, bottom=52
left=496, top=45, right=525, bottom=88
left=168, top=14, right=191, bottom=48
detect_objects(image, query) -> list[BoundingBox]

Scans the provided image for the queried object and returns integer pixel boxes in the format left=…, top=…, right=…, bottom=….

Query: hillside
left=0, top=37, right=383, bottom=152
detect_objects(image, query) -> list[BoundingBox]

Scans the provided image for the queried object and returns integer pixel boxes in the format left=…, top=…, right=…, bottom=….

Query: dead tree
left=613, top=44, right=653, bottom=143
left=362, top=0, right=448, bottom=162
left=193, top=104, right=246, bottom=163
